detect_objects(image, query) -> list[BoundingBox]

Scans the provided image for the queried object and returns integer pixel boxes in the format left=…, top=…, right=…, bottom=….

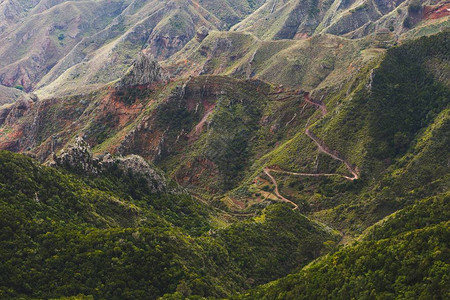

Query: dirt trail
left=304, top=92, right=327, bottom=116
left=263, top=168, right=299, bottom=210
left=262, top=92, right=360, bottom=209
left=191, top=192, right=256, bottom=217
left=305, top=128, right=359, bottom=180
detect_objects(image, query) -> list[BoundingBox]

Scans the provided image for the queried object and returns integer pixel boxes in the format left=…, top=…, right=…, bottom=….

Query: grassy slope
left=164, top=31, right=375, bottom=91
left=236, top=31, right=450, bottom=236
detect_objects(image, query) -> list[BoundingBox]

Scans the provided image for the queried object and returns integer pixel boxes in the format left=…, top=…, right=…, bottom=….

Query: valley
left=0, top=0, right=449, bottom=299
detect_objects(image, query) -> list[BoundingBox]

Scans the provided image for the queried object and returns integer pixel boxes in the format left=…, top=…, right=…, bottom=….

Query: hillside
left=1, top=0, right=448, bottom=98
left=0, top=149, right=337, bottom=299
left=1, top=32, right=448, bottom=215
left=0, top=84, right=28, bottom=106
left=235, top=193, right=450, bottom=299
left=0, top=0, right=449, bottom=299
left=0, top=0, right=265, bottom=95
left=231, top=0, right=450, bottom=40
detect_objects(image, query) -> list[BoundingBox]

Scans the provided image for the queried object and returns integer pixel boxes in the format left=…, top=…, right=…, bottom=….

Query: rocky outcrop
left=196, top=26, right=210, bottom=42
left=0, top=85, right=26, bottom=106
left=115, top=155, right=169, bottom=193
left=116, top=53, right=167, bottom=88
left=51, top=137, right=98, bottom=173
left=51, top=137, right=182, bottom=194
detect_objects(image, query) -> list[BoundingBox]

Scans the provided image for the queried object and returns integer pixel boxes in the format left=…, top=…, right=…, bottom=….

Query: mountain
left=0, top=0, right=449, bottom=299
left=236, top=192, right=450, bottom=299
left=231, top=0, right=450, bottom=40
left=0, top=148, right=337, bottom=298
left=0, top=0, right=265, bottom=95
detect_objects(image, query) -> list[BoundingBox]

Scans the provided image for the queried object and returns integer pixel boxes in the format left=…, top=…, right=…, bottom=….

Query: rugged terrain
left=0, top=0, right=265, bottom=95
left=0, top=0, right=449, bottom=299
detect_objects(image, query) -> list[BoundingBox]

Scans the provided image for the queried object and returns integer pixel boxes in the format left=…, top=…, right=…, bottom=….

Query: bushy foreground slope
left=236, top=193, right=450, bottom=299
left=0, top=151, right=335, bottom=299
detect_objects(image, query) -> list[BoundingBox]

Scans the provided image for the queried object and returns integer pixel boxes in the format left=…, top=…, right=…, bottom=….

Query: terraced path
left=263, top=92, right=360, bottom=210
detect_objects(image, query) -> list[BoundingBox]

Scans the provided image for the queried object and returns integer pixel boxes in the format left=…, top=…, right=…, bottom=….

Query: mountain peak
left=117, top=52, right=167, bottom=88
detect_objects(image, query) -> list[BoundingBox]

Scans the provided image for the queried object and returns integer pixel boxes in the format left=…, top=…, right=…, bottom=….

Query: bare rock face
left=117, top=53, right=167, bottom=88
left=51, top=137, right=181, bottom=194
left=196, top=26, right=209, bottom=42
left=51, top=137, right=98, bottom=173
left=115, top=155, right=169, bottom=193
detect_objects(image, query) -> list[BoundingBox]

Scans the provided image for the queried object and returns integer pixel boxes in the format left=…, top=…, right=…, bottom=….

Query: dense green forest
left=0, top=151, right=334, bottom=299
left=236, top=193, right=449, bottom=299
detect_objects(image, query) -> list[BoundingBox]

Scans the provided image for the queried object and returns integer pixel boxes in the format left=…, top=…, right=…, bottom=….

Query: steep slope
left=240, top=31, right=450, bottom=236
left=164, top=30, right=380, bottom=90
left=232, top=0, right=450, bottom=40
left=1, top=32, right=448, bottom=218
left=0, top=149, right=337, bottom=299
left=236, top=193, right=450, bottom=299
left=0, top=84, right=28, bottom=106
left=0, top=0, right=134, bottom=92
left=0, top=0, right=41, bottom=34
left=0, top=1, right=449, bottom=299
left=0, top=0, right=265, bottom=95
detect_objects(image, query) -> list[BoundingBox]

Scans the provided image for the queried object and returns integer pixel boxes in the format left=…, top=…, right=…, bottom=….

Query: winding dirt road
left=263, top=168, right=299, bottom=210
left=262, top=92, right=360, bottom=209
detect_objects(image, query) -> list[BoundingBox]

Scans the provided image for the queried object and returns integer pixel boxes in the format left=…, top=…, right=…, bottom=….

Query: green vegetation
left=408, top=1, right=422, bottom=13
left=368, top=33, right=449, bottom=159
left=285, top=32, right=450, bottom=233
left=217, top=205, right=337, bottom=285
left=0, top=2, right=449, bottom=298
left=0, top=151, right=333, bottom=299
left=236, top=193, right=450, bottom=299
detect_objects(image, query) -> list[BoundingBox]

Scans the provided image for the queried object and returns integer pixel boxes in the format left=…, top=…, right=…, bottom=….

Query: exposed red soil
left=100, top=92, right=145, bottom=128
left=294, top=32, right=309, bottom=39
left=424, top=4, right=450, bottom=20
left=191, top=101, right=215, bottom=137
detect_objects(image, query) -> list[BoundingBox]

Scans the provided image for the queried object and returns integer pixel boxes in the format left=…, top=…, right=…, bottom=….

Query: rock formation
left=51, top=137, right=182, bottom=194
left=116, top=53, right=167, bottom=88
